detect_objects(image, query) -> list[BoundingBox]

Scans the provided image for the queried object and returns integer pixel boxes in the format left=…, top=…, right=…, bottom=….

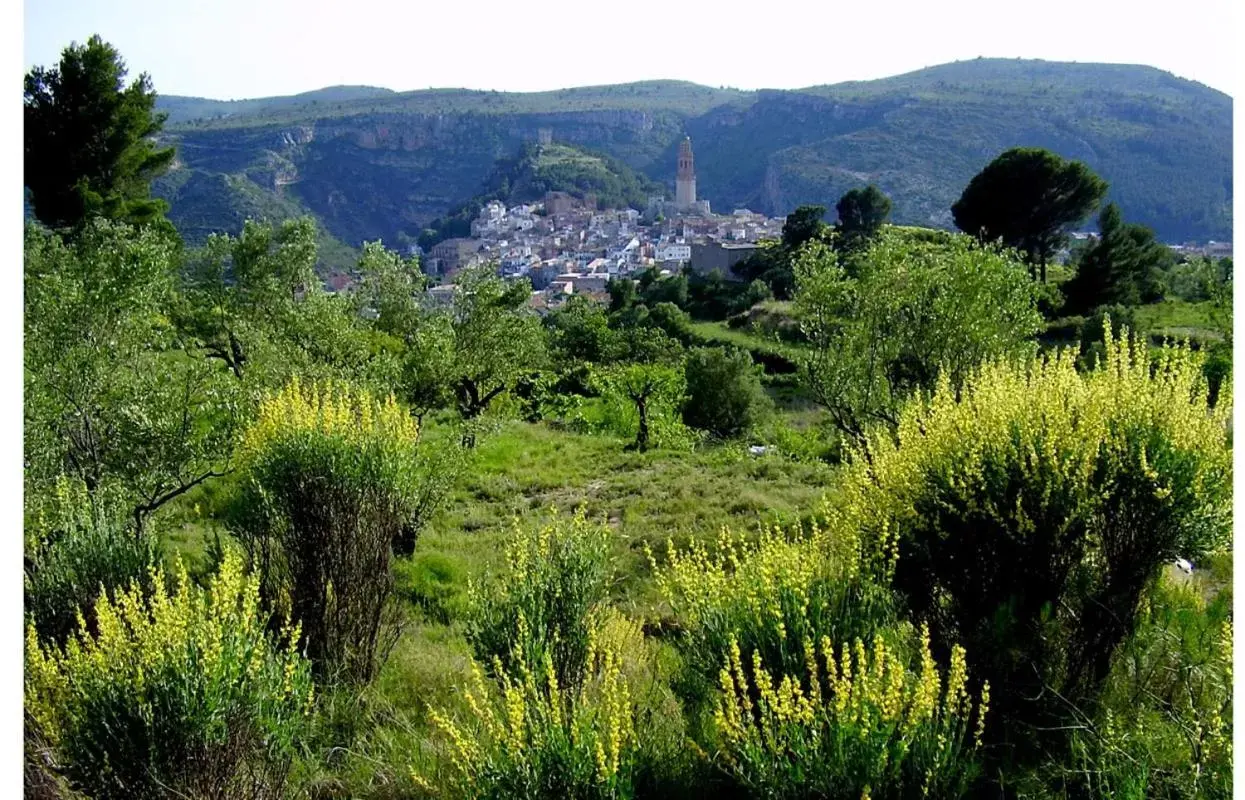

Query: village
left=318, top=134, right=1232, bottom=308
left=407, top=137, right=787, bottom=308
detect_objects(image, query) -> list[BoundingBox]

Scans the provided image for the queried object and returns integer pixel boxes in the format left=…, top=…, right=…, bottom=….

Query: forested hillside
left=416, top=141, right=663, bottom=249
left=153, top=59, right=1232, bottom=253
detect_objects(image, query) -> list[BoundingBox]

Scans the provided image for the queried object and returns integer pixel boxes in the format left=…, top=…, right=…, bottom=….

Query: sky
left=23, top=0, right=1240, bottom=100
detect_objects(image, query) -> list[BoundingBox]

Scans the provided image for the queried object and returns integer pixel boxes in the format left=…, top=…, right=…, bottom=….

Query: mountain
left=157, top=85, right=398, bottom=125
left=152, top=59, right=1233, bottom=264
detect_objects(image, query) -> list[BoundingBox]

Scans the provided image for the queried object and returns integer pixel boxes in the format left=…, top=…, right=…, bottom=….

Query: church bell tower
left=675, top=136, right=696, bottom=209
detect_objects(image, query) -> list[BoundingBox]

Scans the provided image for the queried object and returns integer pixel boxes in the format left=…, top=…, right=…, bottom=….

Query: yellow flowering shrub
left=25, top=550, right=314, bottom=800
left=237, top=374, right=419, bottom=465
left=420, top=624, right=639, bottom=800
left=713, top=624, right=986, bottom=799
left=232, top=376, right=447, bottom=684
left=24, top=474, right=157, bottom=643
left=467, top=509, right=612, bottom=690
left=828, top=323, right=1232, bottom=752
left=649, top=510, right=896, bottom=706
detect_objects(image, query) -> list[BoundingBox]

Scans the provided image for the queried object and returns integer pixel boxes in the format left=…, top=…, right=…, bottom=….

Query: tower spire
left=675, top=136, right=696, bottom=209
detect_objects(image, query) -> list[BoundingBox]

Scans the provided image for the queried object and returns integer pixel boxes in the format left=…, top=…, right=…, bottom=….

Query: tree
left=24, top=221, right=239, bottom=533
left=782, top=205, right=831, bottom=251
left=24, top=36, right=175, bottom=231
left=952, top=147, right=1108, bottom=282
left=794, top=231, right=1041, bottom=441
left=444, top=266, right=547, bottom=438
left=544, top=294, right=621, bottom=366
left=593, top=328, right=686, bottom=452
left=682, top=346, right=770, bottom=439
left=1061, top=203, right=1171, bottom=314
left=174, top=218, right=389, bottom=392
left=646, top=301, right=694, bottom=344
left=835, top=185, right=892, bottom=249
left=607, top=276, right=639, bottom=313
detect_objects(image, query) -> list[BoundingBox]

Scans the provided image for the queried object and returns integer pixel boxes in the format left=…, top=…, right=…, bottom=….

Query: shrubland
left=22, top=41, right=1233, bottom=797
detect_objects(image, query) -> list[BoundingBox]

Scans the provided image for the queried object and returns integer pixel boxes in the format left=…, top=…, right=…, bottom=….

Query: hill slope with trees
left=151, top=59, right=1232, bottom=250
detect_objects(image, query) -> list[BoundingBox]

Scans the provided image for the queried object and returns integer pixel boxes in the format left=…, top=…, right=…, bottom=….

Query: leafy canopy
left=952, top=147, right=1107, bottom=280
left=794, top=230, right=1041, bottom=440
left=24, top=35, right=175, bottom=231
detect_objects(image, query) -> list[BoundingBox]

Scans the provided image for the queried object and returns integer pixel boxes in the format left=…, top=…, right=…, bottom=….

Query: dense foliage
left=682, top=346, right=770, bottom=439
left=23, top=37, right=1235, bottom=800
left=24, top=220, right=240, bottom=532
left=231, top=379, right=442, bottom=684
left=25, top=35, right=175, bottom=231
left=1061, top=202, right=1173, bottom=314
left=952, top=147, right=1108, bottom=281
left=833, top=326, right=1232, bottom=763
left=794, top=231, right=1041, bottom=440
left=25, top=551, right=314, bottom=800
left=714, top=628, right=986, bottom=799
left=24, top=476, right=159, bottom=644
left=467, top=512, right=613, bottom=689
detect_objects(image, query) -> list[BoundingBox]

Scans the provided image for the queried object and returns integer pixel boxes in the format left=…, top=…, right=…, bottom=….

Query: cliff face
left=154, top=60, right=1233, bottom=252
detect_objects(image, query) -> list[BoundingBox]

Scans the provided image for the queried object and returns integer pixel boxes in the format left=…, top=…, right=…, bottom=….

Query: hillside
left=152, top=59, right=1233, bottom=252
left=415, top=142, right=663, bottom=248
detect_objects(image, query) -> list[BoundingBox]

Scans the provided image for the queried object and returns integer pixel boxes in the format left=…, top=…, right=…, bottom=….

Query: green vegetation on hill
left=153, top=167, right=360, bottom=270
left=153, top=59, right=1232, bottom=252
left=417, top=142, right=662, bottom=249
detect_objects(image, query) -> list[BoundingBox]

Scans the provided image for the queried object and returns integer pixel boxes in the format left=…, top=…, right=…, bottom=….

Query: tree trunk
left=634, top=396, right=650, bottom=453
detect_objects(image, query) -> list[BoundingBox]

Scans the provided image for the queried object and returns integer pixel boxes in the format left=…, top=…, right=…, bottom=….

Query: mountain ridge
left=151, top=58, right=1233, bottom=257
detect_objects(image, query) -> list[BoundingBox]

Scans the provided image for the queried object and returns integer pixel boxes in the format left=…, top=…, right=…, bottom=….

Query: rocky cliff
left=153, top=59, right=1233, bottom=263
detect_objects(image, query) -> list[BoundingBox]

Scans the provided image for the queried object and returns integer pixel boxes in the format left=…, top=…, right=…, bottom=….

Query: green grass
left=415, top=418, right=836, bottom=615
left=688, top=321, right=802, bottom=359
left=1134, top=299, right=1225, bottom=340
left=170, top=413, right=833, bottom=796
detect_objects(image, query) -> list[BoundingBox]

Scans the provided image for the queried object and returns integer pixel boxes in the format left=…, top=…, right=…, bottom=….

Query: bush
left=1021, top=576, right=1232, bottom=799
left=420, top=621, right=640, bottom=800
left=1077, top=303, right=1142, bottom=356
left=25, top=551, right=314, bottom=800
left=682, top=346, right=771, bottom=439
left=832, top=325, right=1233, bottom=761
left=713, top=626, right=986, bottom=799
left=650, top=515, right=896, bottom=711
left=466, top=511, right=612, bottom=690
left=24, top=476, right=158, bottom=644
left=232, top=377, right=444, bottom=685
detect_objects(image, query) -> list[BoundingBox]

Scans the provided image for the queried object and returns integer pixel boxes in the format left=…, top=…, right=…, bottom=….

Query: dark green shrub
left=682, top=346, right=771, bottom=439
left=1019, top=576, right=1232, bottom=799
left=834, top=328, right=1232, bottom=764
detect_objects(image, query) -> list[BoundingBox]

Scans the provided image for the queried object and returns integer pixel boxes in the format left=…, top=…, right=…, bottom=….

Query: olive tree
left=794, top=231, right=1041, bottom=441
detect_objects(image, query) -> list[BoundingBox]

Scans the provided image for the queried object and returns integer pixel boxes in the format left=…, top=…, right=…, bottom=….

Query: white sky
left=23, top=0, right=1240, bottom=99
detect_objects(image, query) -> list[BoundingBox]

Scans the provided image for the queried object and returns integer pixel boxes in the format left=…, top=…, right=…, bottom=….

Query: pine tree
left=24, top=36, right=175, bottom=231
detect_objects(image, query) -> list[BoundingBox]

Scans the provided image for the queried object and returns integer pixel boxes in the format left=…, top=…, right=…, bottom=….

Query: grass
left=413, top=418, right=837, bottom=616
left=165, top=412, right=833, bottom=796
left=1134, top=298, right=1226, bottom=340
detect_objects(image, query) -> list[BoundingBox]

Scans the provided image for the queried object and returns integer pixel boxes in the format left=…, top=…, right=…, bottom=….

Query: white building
left=655, top=243, right=692, bottom=262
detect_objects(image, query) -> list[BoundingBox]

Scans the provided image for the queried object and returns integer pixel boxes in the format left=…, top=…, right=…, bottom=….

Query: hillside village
left=322, top=134, right=1231, bottom=307
left=386, top=136, right=784, bottom=308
